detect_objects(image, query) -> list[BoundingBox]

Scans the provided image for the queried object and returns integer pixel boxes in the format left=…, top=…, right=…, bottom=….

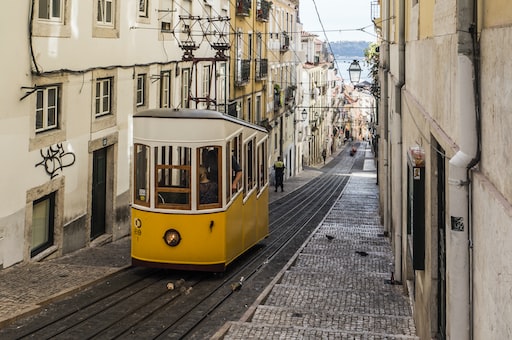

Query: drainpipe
left=380, top=0, right=390, bottom=236
left=393, top=0, right=406, bottom=284
left=447, top=8, right=479, bottom=336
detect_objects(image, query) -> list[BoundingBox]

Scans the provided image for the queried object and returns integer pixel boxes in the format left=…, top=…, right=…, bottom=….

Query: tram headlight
left=163, top=229, right=181, bottom=247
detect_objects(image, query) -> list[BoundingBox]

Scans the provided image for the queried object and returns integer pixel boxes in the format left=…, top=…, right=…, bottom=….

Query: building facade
left=0, top=0, right=230, bottom=269
left=0, top=0, right=340, bottom=279
left=377, top=0, right=512, bottom=338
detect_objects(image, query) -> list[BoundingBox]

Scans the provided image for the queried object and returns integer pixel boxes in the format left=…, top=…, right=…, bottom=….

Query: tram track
left=2, top=143, right=365, bottom=340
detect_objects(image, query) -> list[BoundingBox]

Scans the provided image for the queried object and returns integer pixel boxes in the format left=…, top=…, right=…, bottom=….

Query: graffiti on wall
left=35, top=143, right=76, bottom=179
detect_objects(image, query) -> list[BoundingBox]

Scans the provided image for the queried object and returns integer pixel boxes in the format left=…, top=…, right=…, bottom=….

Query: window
left=155, top=146, right=191, bottom=209
left=33, top=0, right=71, bottom=37
left=256, top=95, right=261, bottom=123
left=247, top=97, right=252, bottom=122
left=31, top=193, right=55, bottom=257
left=226, top=134, right=242, bottom=201
left=39, top=0, right=63, bottom=22
left=181, top=69, right=189, bottom=108
left=138, top=0, right=148, bottom=17
left=136, top=74, right=146, bottom=107
left=248, top=33, right=253, bottom=61
left=197, top=146, right=221, bottom=208
left=36, top=85, right=59, bottom=133
left=95, top=77, right=112, bottom=117
left=217, top=63, right=226, bottom=105
left=97, top=0, right=113, bottom=25
left=257, top=140, right=268, bottom=191
left=160, top=71, right=171, bottom=108
left=202, top=65, right=210, bottom=98
left=245, top=139, right=255, bottom=193
left=161, top=21, right=171, bottom=32
left=134, top=144, right=150, bottom=206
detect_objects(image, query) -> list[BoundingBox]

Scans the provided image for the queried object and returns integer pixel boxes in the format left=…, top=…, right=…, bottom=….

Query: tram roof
left=134, top=108, right=267, bottom=134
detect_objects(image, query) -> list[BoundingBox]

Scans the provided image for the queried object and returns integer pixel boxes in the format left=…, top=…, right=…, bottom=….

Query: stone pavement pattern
left=215, top=149, right=419, bottom=339
left=0, top=237, right=131, bottom=326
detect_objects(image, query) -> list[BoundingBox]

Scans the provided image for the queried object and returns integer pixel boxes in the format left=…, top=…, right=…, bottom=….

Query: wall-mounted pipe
left=447, top=53, right=477, bottom=340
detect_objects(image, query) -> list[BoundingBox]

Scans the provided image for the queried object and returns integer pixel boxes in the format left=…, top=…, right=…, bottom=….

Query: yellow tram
left=131, top=109, right=269, bottom=271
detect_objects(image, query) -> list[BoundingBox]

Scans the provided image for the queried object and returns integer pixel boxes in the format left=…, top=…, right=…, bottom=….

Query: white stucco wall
left=472, top=172, right=512, bottom=339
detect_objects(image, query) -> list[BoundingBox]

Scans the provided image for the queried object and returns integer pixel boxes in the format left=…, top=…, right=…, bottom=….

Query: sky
left=299, top=0, right=377, bottom=42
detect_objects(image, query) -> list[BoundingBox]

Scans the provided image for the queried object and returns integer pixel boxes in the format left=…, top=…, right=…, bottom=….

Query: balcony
left=256, top=0, right=271, bottom=21
left=285, top=85, right=296, bottom=104
left=371, top=1, right=381, bottom=29
left=273, top=85, right=282, bottom=112
left=235, top=59, right=251, bottom=86
left=255, top=58, right=268, bottom=80
left=280, top=32, right=290, bottom=52
left=236, top=0, right=251, bottom=17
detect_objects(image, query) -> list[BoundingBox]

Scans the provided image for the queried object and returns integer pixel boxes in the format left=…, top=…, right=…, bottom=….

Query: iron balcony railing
left=235, top=59, right=251, bottom=86
left=255, top=58, right=268, bottom=80
left=236, top=0, right=251, bottom=16
left=256, top=0, right=271, bottom=21
left=280, top=32, right=290, bottom=52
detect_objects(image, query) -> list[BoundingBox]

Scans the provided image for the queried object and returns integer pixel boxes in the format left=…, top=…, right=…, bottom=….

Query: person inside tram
left=203, top=149, right=219, bottom=183
left=199, top=166, right=218, bottom=204
left=232, top=155, right=242, bottom=192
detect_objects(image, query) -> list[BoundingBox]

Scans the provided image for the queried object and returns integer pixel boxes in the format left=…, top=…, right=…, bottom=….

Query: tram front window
left=134, top=144, right=150, bottom=206
left=198, top=146, right=221, bottom=208
left=155, top=146, right=191, bottom=209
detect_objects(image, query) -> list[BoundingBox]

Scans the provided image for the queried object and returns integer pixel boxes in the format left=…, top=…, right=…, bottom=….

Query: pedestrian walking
left=273, top=156, right=285, bottom=192
left=322, top=149, right=327, bottom=164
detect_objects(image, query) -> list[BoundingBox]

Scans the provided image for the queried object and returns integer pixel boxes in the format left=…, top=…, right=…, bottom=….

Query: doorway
left=91, top=148, right=107, bottom=239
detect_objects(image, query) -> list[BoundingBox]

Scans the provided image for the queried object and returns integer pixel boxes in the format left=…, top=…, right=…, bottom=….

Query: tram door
left=91, top=148, right=107, bottom=239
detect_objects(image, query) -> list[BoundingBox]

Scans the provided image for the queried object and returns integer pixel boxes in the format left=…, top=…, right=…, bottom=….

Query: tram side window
left=257, top=140, right=268, bottom=191
left=155, top=145, right=191, bottom=209
left=226, top=134, right=242, bottom=201
left=245, top=138, right=256, bottom=193
left=134, top=144, right=150, bottom=206
left=198, top=146, right=221, bottom=208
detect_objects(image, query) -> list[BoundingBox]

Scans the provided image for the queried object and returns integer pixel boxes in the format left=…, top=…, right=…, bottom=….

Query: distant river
left=334, top=56, right=372, bottom=83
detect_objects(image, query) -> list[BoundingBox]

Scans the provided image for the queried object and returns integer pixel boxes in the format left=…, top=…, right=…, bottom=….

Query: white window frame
left=95, top=77, right=112, bottom=117
left=97, top=0, right=114, bottom=26
left=38, top=0, right=63, bottom=22
left=160, top=70, right=172, bottom=108
left=136, top=74, right=146, bottom=107
left=36, top=85, right=59, bottom=133
left=182, top=68, right=190, bottom=108
left=31, top=193, right=55, bottom=257
left=202, top=65, right=210, bottom=98
left=138, top=0, right=149, bottom=17
left=218, top=63, right=226, bottom=104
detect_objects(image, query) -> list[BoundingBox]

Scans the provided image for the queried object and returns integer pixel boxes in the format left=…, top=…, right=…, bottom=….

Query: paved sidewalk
left=213, top=145, right=419, bottom=339
left=0, top=236, right=131, bottom=327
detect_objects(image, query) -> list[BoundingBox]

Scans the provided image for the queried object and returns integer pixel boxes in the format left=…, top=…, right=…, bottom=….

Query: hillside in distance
left=329, top=41, right=372, bottom=57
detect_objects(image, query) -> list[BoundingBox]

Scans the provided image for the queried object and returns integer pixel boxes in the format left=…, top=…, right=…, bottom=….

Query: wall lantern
left=348, top=60, right=362, bottom=84
left=295, top=109, right=308, bottom=123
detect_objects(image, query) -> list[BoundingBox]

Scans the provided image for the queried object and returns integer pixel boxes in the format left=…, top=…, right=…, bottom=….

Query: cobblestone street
left=215, top=149, right=419, bottom=339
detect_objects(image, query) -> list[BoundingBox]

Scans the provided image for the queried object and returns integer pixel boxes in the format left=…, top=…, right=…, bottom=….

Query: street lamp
left=348, top=60, right=362, bottom=84
left=295, top=109, right=308, bottom=123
